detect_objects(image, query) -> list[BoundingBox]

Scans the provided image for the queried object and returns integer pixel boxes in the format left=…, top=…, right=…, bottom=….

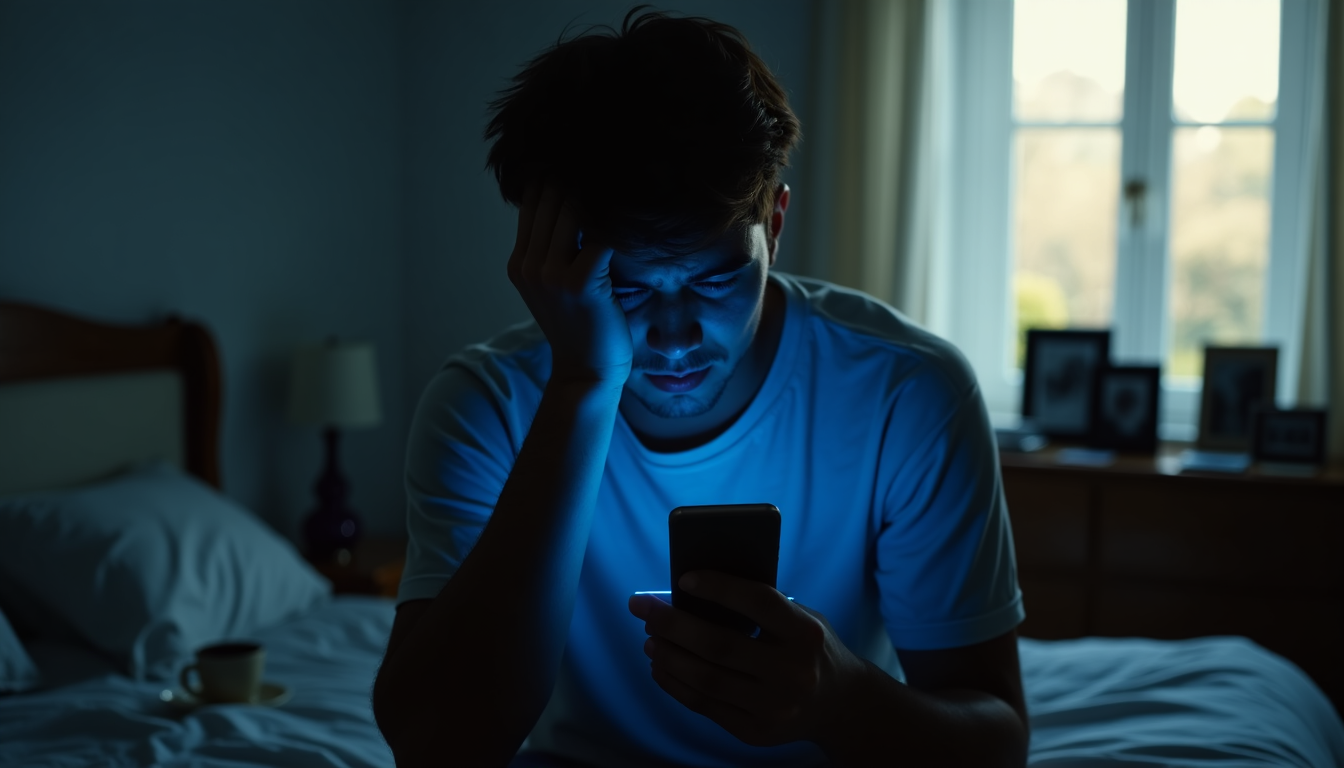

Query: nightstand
left=307, top=536, right=407, bottom=597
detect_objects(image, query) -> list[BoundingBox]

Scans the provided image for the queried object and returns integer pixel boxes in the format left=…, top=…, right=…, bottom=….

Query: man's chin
left=628, top=379, right=727, bottom=419
left=637, top=394, right=713, bottom=419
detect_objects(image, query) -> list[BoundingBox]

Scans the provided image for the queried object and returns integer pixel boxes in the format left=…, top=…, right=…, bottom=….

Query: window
left=1010, top=0, right=1126, bottom=368
left=941, top=0, right=1325, bottom=437
left=1165, top=1, right=1280, bottom=379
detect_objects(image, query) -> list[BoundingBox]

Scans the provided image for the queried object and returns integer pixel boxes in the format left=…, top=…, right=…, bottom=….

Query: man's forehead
left=611, top=225, right=763, bottom=277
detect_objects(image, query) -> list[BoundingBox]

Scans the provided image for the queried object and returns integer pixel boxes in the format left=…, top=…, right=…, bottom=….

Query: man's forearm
left=376, top=379, right=623, bottom=764
left=815, top=660, right=1029, bottom=768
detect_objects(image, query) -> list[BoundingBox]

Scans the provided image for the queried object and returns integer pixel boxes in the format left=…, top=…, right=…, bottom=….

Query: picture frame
left=1021, top=329, right=1111, bottom=438
left=1088, top=365, right=1160, bottom=453
left=1196, top=346, right=1278, bottom=451
left=1252, top=408, right=1326, bottom=466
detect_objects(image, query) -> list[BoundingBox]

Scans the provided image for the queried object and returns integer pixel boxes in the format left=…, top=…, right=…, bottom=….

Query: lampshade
left=288, top=340, right=383, bottom=428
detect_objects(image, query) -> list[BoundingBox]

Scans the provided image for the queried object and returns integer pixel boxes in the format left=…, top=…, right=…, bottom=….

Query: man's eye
left=695, top=277, right=738, bottom=294
left=614, top=289, right=647, bottom=305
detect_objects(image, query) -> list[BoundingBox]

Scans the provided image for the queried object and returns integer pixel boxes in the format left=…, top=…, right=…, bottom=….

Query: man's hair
left=484, top=7, right=801, bottom=255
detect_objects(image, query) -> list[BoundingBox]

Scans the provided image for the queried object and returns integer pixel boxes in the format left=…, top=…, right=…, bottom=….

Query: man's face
left=611, top=224, right=772, bottom=419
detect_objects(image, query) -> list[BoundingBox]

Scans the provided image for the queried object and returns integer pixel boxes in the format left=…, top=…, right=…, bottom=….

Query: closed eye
left=695, top=276, right=739, bottom=294
left=613, top=275, right=739, bottom=307
left=614, top=288, right=648, bottom=306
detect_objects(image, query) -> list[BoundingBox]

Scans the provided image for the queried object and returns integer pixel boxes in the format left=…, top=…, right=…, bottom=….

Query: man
left=373, top=10, right=1028, bottom=767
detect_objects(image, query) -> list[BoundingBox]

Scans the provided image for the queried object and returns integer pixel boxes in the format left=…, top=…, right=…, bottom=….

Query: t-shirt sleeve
left=396, top=363, right=520, bottom=605
left=873, top=352, right=1024, bottom=651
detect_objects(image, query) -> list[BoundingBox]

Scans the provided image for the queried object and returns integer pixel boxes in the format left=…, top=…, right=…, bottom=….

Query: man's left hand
left=627, top=571, right=867, bottom=748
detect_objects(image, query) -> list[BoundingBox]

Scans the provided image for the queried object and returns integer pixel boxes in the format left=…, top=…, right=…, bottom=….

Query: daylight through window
left=1009, top=0, right=1283, bottom=380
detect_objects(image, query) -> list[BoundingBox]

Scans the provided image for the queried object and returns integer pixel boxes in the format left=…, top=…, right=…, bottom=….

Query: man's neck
left=622, top=279, right=786, bottom=453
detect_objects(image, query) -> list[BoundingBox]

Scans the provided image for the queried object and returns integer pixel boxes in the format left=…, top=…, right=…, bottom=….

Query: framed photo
left=1196, top=346, right=1278, bottom=451
left=1088, top=365, right=1160, bottom=453
left=1021, top=329, right=1111, bottom=438
left=1252, top=408, right=1326, bottom=465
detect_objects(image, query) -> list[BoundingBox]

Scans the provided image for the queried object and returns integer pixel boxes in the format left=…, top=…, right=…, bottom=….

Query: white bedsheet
left=2, top=599, right=1341, bottom=767
left=1021, top=636, right=1344, bottom=767
left=1, top=596, right=396, bottom=768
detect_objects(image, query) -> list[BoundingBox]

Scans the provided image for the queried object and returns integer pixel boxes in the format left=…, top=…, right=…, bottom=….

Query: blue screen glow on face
left=611, top=223, right=772, bottom=423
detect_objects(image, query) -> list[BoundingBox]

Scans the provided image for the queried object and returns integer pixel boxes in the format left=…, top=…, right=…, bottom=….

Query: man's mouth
left=644, top=367, right=710, bottom=393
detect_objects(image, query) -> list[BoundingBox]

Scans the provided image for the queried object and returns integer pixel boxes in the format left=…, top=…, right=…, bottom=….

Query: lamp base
left=304, top=508, right=362, bottom=562
left=303, top=426, right=363, bottom=561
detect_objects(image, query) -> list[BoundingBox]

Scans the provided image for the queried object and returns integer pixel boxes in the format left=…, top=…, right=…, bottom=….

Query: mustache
left=634, top=348, right=728, bottom=375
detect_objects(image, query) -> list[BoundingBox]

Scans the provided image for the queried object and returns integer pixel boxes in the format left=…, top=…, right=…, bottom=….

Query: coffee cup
left=179, top=641, right=265, bottom=703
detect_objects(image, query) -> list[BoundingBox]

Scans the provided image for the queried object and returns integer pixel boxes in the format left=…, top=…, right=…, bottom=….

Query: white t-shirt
left=398, top=273, right=1024, bottom=768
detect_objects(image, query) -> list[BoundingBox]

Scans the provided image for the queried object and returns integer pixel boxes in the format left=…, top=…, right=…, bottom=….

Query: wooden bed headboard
left=0, top=300, right=222, bottom=491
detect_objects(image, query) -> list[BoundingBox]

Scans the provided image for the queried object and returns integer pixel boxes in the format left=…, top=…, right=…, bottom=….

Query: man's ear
left=767, top=183, right=791, bottom=267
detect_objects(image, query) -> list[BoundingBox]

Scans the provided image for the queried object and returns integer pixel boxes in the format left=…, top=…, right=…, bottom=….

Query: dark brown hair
left=484, top=7, right=800, bottom=255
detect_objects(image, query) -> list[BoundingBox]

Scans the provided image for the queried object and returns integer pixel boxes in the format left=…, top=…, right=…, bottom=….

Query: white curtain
left=1297, top=0, right=1343, bottom=459
left=800, top=0, right=950, bottom=326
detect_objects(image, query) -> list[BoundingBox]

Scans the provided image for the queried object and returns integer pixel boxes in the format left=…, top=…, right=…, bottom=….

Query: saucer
left=159, top=681, right=292, bottom=710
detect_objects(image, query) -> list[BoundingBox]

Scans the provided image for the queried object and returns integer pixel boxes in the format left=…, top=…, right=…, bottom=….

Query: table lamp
left=288, top=338, right=382, bottom=561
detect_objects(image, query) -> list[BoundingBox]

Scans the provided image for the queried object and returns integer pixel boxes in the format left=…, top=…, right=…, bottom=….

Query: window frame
left=938, top=0, right=1326, bottom=437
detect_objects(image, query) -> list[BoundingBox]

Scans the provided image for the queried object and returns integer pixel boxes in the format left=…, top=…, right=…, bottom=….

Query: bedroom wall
left=0, top=0, right=818, bottom=542
left=398, top=0, right=819, bottom=415
left=0, top=0, right=409, bottom=539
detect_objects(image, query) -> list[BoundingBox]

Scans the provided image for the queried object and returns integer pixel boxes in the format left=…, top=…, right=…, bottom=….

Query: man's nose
left=645, top=293, right=703, bottom=360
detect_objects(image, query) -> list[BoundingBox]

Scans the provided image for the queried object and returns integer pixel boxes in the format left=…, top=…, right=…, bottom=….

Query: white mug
left=179, top=641, right=265, bottom=703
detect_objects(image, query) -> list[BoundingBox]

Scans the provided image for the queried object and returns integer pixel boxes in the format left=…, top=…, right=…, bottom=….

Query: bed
left=1, top=299, right=1341, bottom=768
left=0, top=301, right=396, bottom=766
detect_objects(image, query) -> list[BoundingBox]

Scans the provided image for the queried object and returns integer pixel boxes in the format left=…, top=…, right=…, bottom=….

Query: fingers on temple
left=572, top=232, right=614, bottom=279
left=523, top=183, right=564, bottom=278
left=545, top=198, right=582, bottom=276
left=509, top=181, right=543, bottom=278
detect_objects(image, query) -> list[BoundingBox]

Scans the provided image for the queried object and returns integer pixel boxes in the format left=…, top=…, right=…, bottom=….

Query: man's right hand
left=376, top=183, right=630, bottom=765
left=377, top=182, right=632, bottom=764
left=507, top=181, right=633, bottom=388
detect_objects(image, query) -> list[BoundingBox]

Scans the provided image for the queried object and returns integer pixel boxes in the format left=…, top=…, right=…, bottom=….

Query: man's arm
left=372, top=183, right=632, bottom=766
left=816, top=632, right=1029, bottom=767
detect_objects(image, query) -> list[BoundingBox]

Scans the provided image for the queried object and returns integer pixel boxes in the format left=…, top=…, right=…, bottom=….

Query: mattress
left=1, top=596, right=396, bottom=768
left=2, top=599, right=1341, bottom=767
left=1020, top=636, right=1344, bottom=767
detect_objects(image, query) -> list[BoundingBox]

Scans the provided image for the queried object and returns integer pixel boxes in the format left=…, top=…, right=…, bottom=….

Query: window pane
left=1013, top=0, right=1127, bottom=123
left=1012, top=129, right=1121, bottom=368
left=1167, top=126, right=1274, bottom=378
left=1172, top=0, right=1280, bottom=123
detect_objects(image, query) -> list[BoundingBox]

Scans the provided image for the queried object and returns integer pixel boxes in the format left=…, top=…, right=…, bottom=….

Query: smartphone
left=669, top=503, right=781, bottom=635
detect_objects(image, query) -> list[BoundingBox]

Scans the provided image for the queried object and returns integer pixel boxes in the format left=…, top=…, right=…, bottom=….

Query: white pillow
left=0, top=606, right=39, bottom=693
left=0, top=462, right=331, bottom=681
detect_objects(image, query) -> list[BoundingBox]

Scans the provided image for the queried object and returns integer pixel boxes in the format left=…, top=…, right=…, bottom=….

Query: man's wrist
left=549, top=359, right=631, bottom=392
left=546, top=373, right=626, bottom=398
left=811, top=660, right=905, bottom=762
left=811, top=658, right=1030, bottom=767
left=543, top=373, right=628, bottom=417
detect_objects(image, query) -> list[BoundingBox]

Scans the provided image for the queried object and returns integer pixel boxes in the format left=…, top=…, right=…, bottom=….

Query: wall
left=0, top=0, right=408, bottom=538
left=399, top=0, right=818, bottom=414
left=0, top=0, right=818, bottom=539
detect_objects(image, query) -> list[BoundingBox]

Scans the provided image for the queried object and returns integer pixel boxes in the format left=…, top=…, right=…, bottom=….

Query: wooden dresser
left=1000, top=444, right=1344, bottom=712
